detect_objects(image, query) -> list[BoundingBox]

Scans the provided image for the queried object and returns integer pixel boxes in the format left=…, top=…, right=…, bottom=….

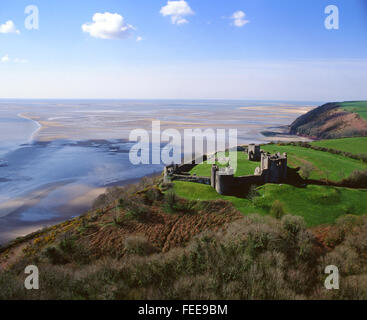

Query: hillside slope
left=1, top=151, right=367, bottom=299
left=289, top=101, right=367, bottom=139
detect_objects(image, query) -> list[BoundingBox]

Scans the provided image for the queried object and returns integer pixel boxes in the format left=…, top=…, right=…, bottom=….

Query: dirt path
left=0, top=241, right=31, bottom=271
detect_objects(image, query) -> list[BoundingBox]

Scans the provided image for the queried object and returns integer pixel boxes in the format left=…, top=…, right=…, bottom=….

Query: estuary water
left=0, top=99, right=318, bottom=244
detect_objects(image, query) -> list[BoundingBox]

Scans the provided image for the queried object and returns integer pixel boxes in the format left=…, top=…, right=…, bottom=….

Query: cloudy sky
left=0, top=0, right=366, bottom=101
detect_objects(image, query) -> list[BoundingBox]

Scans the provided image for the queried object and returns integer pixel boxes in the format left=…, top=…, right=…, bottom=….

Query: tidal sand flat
left=0, top=100, right=317, bottom=244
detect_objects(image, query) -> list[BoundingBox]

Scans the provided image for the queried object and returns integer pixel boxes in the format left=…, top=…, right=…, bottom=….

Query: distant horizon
left=2, top=97, right=367, bottom=107
left=0, top=98, right=327, bottom=102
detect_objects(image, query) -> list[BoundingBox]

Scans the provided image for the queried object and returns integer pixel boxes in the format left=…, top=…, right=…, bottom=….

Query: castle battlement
left=258, top=151, right=287, bottom=183
left=164, top=144, right=288, bottom=196
left=247, top=144, right=261, bottom=161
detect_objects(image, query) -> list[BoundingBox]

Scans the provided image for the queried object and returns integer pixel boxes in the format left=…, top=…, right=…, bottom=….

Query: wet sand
left=18, top=102, right=315, bottom=144
left=0, top=175, right=153, bottom=245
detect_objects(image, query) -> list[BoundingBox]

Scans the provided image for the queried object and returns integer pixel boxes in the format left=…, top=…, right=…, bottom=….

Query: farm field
left=340, top=101, right=367, bottom=121
left=311, top=137, right=367, bottom=156
left=261, top=144, right=367, bottom=182
left=173, top=181, right=367, bottom=226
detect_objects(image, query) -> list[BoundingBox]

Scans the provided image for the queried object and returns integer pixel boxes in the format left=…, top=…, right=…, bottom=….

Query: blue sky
left=0, top=0, right=366, bottom=100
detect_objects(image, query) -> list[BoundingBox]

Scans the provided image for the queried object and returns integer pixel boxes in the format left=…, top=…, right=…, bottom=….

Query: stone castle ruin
left=247, top=144, right=261, bottom=161
left=163, top=156, right=211, bottom=185
left=255, top=152, right=287, bottom=183
left=164, top=145, right=287, bottom=196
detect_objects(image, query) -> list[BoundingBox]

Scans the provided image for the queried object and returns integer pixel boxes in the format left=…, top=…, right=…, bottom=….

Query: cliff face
left=289, top=102, right=367, bottom=139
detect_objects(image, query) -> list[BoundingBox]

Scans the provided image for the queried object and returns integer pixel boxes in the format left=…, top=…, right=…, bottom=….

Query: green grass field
left=261, top=144, right=367, bottom=181
left=173, top=180, right=257, bottom=214
left=189, top=151, right=258, bottom=177
left=340, top=101, right=367, bottom=121
left=175, top=140, right=367, bottom=226
left=173, top=181, right=367, bottom=226
left=311, top=137, right=367, bottom=156
left=255, top=184, right=367, bottom=226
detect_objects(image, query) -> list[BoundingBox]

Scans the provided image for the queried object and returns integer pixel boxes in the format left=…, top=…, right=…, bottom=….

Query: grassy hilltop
left=261, top=143, right=366, bottom=181
left=341, top=101, right=367, bottom=121
left=174, top=140, right=367, bottom=226
left=289, top=101, right=367, bottom=139
left=311, top=137, right=367, bottom=156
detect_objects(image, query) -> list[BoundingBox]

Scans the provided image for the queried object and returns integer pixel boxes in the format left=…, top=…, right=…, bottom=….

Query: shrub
left=93, top=183, right=148, bottom=210
left=124, top=236, right=158, bottom=256
left=358, top=154, right=367, bottom=163
left=44, top=236, right=90, bottom=265
left=62, top=243, right=90, bottom=265
left=325, top=215, right=365, bottom=247
left=3, top=213, right=367, bottom=300
left=139, top=176, right=152, bottom=188
left=126, top=202, right=150, bottom=222
left=0, top=272, right=27, bottom=299
left=164, top=190, right=178, bottom=212
left=113, top=208, right=127, bottom=227
left=270, top=200, right=285, bottom=219
left=176, top=200, right=198, bottom=214
left=322, top=245, right=362, bottom=276
left=247, top=185, right=259, bottom=201
left=44, top=247, right=69, bottom=265
left=59, top=233, right=76, bottom=253
left=296, top=229, right=315, bottom=261
left=325, top=227, right=345, bottom=247
left=161, top=182, right=174, bottom=191
left=281, top=215, right=306, bottom=237
left=144, top=187, right=163, bottom=204
left=336, top=214, right=363, bottom=230
left=299, top=163, right=314, bottom=180
left=253, top=196, right=271, bottom=211
left=92, top=187, right=127, bottom=210
left=118, top=198, right=126, bottom=207
left=342, top=170, right=367, bottom=187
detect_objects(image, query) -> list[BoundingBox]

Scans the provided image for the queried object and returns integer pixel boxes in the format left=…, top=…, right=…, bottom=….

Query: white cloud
left=1, top=54, right=10, bottom=63
left=82, top=12, right=135, bottom=39
left=136, top=36, right=143, bottom=42
left=0, top=20, right=20, bottom=34
left=1, top=55, right=28, bottom=64
left=160, top=0, right=194, bottom=25
left=230, top=11, right=249, bottom=27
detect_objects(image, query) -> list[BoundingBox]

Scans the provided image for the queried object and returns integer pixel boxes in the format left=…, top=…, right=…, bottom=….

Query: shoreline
left=0, top=172, right=162, bottom=247
left=17, top=113, right=42, bottom=143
